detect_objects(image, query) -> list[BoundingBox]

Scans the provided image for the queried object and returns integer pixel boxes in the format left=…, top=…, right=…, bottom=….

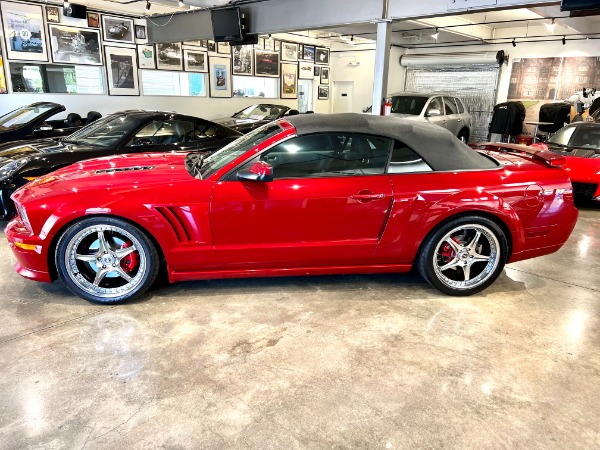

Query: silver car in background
left=386, top=93, right=473, bottom=142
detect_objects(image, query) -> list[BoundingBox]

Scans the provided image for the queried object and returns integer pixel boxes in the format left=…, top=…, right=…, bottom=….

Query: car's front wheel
left=56, top=217, right=159, bottom=303
left=417, top=215, right=508, bottom=296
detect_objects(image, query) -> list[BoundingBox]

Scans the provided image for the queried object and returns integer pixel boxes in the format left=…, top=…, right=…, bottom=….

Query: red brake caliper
left=120, top=241, right=139, bottom=273
left=440, top=237, right=460, bottom=264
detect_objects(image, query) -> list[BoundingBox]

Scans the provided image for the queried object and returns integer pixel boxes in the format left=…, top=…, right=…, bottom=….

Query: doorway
left=298, top=80, right=313, bottom=113
left=332, top=81, right=354, bottom=113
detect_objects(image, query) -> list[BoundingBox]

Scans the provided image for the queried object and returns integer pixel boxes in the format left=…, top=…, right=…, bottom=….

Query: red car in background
left=531, top=122, right=600, bottom=202
left=5, top=114, right=578, bottom=303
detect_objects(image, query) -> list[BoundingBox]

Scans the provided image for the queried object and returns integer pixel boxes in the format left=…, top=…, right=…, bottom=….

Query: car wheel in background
left=55, top=217, right=159, bottom=303
left=417, top=215, right=508, bottom=296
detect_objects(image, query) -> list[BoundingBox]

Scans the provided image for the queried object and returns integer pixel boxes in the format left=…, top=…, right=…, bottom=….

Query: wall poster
left=1, top=1, right=48, bottom=62
left=209, top=56, right=232, bottom=98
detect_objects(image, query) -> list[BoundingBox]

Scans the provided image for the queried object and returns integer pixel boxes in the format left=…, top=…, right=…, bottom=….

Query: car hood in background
left=0, top=139, right=96, bottom=163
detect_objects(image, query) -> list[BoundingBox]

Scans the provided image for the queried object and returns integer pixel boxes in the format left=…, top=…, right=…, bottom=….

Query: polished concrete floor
left=0, top=209, right=599, bottom=450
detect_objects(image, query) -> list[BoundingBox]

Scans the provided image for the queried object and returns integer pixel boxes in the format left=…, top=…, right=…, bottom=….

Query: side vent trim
left=155, top=206, right=190, bottom=242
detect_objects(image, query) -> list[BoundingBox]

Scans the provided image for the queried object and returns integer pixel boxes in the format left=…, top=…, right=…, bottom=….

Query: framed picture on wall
left=217, top=42, right=231, bottom=54
left=232, top=45, right=253, bottom=76
left=281, top=62, right=298, bottom=99
left=302, top=45, right=315, bottom=61
left=299, top=61, right=314, bottom=80
left=87, top=12, right=100, bottom=28
left=105, top=46, right=139, bottom=96
left=207, top=40, right=217, bottom=53
left=254, top=49, right=279, bottom=77
left=46, top=6, right=60, bottom=23
left=1, top=1, right=49, bottom=62
left=318, top=85, right=329, bottom=100
left=49, top=25, right=103, bottom=65
left=314, top=66, right=320, bottom=77
left=320, top=67, right=329, bottom=85
left=156, top=42, right=183, bottom=71
left=315, top=47, right=329, bottom=65
left=264, top=37, right=275, bottom=51
left=281, top=42, right=298, bottom=61
left=0, top=53, right=7, bottom=94
left=135, top=25, right=146, bottom=40
left=137, top=44, right=156, bottom=69
left=209, top=56, right=232, bottom=98
left=274, top=40, right=281, bottom=51
left=102, top=15, right=135, bottom=44
left=184, top=49, right=207, bottom=72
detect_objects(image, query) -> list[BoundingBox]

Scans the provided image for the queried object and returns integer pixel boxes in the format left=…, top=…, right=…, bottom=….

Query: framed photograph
left=87, top=12, right=99, bottom=28
left=46, top=6, right=60, bottom=23
left=0, top=55, right=7, bottom=94
left=137, top=44, right=155, bottom=69
left=257, top=37, right=265, bottom=49
left=135, top=25, right=146, bottom=40
left=105, top=46, right=139, bottom=95
left=207, top=40, right=216, bottom=53
left=314, top=66, right=320, bottom=77
left=302, top=45, right=315, bottom=61
left=102, top=15, right=135, bottom=44
left=254, top=49, right=279, bottom=77
left=185, top=40, right=203, bottom=47
left=281, top=62, right=298, bottom=99
left=264, top=38, right=275, bottom=51
left=318, top=85, right=329, bottom=100
left=209, top=56, right=232, bottom=98
left=1, top=1, right=48, bottom=62
left=184, top=49, right=207, bottom=72
left=274, top=40, right=281, bottom=51
left=315, top=47, right=329, bottom=65
left=299, top=61, right=314, bottom=80
left=217, top=41, right=231, bottom=55
left=320, top=67, right=330, bottom=85
left=231, top=45, right=253, bottom=76
left=48, top=25, right=102, bottom=65
left=281, top=42, right=298, bottom=61
left=156, top=42, right=183, bottom=71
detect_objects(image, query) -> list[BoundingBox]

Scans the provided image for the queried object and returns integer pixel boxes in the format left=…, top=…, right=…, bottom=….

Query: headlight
left=0, top=159, right=28, bottom=181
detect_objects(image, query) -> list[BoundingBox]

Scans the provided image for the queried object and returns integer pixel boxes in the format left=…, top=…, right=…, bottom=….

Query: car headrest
left=65, top=113, right=82, bottom=125
left=86, top=111, right=102, bottom=124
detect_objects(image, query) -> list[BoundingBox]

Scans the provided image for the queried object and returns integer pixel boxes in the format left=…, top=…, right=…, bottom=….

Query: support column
left=371, top=20, right=392, bottom=115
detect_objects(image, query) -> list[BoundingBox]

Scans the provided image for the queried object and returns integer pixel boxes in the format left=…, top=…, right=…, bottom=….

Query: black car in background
left=0, top=102, right=102, bottom=144
left=0, top=111, right=241, bottom=219
left=213, top=104, right=296, bottom=134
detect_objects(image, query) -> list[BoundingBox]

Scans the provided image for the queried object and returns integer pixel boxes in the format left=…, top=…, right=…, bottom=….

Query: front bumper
left=5, top=218, right=52, bottom=283
left=571, top=181, right=600, bottom=201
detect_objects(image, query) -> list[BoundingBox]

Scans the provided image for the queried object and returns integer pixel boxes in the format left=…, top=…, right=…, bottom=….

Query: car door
left=443, top=97, right=462, bottom=136
left=424, top=96, right=447, bottom=130
left=210, top=133, right=394, bottom=268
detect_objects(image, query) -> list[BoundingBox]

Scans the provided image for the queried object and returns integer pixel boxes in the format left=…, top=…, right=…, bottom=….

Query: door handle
left=458, top=118, right=462, bottom=122
left=351, top=192, right=385, bottom=202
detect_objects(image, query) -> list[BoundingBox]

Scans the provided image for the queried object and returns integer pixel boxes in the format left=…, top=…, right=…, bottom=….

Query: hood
left=389, top=113, right=421, bottom=120
left=0, top=139, right=94, bottom=164
left=15, top=152, right=192, bottom=204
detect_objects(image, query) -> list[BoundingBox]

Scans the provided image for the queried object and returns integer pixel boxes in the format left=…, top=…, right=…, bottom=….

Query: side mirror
left=132, top=137, right=154, bottom=146
left=237, top=161, right=273, bottom=182
left=33, top=124, right=53, bottom=134
left=426, top=108, right=441, bottom=117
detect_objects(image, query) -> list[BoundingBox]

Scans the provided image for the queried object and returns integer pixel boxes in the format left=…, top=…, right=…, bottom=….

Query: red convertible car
left=531, top=122, right=600, bottom=202
left=6, top=114, right=578, bottom=303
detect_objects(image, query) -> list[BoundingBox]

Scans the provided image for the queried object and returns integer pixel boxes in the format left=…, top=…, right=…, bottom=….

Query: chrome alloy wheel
left=64, top=225, right=147, bottom=300
left=432, top=224, right=500, bottom=291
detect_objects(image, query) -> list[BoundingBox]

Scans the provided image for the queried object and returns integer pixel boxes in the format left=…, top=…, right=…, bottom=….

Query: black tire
left=417, top=215, right=508, bottom=296
left=55, top=216, right=160, bottom=303
left=458, top=129, right=469, bottom=143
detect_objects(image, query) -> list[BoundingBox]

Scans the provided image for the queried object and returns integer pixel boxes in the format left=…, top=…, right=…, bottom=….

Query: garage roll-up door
left=401, top=52, right=503, bottom=142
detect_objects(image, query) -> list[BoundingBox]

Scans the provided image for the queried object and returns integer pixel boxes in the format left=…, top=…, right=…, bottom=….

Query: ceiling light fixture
left=145, top=0, right=151, bottom=12
left=562, top=35, right=566, bottom=45
left=432, top=28, right=439, bottom=40
left=512, top=38, right=516, bottom=47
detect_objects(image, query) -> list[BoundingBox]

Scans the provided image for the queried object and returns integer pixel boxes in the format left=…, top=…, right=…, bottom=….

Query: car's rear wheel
left=458, top=129, right=469, bottom=143
left=417, top=215, right=507, bottom=296
left=56, top=217, right=159, bottom=303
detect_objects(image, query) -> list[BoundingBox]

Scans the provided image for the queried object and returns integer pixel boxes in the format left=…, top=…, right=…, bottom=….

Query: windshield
left=187, top=123, right=281, bottom=179
left=233, top=105, right=287, bottom=120
left=548, top=125, right=600, bottom=153
left=0, top=104, right=57, bottom=130
left=390, top=96, right=428, bottom=115
left=62, top=114, right=145, bottom=148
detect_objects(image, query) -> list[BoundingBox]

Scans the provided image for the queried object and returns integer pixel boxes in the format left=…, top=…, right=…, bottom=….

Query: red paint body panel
left=564, top=156, right=600, bottom=198
left=5, top=126, right=579, bottom=287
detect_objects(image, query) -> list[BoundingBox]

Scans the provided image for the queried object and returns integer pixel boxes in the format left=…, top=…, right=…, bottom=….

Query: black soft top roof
left=285, top=113, right=497, bottom=171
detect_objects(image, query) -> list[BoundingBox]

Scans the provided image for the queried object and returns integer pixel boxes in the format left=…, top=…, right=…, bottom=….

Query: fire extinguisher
left=382, top=98, right=392, bottom=116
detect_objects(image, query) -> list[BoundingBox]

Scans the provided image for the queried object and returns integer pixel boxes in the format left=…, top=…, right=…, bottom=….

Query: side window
left=444, top=97, right=458, bottom=115
left=455, top=98, right=465, bottom=114
left=132, top=120, right=195, bottom=145
left=427, top=97, right=444, bottom=114
left=243, top=133, right=392, bottom=179
left=194, top=122, right=218, bottom=139
left=388, top=140, right=432, bottom=174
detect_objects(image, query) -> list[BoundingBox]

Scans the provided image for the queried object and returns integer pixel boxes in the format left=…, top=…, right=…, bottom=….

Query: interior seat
left=85, top=111, right=102, bottom=125
left=64, top=113, right=82, bottom=128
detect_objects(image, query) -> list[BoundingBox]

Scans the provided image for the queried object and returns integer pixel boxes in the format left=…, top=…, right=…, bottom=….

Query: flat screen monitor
left=211, top=7, right=243, bottom=42
left=63, top=3, right=87, bottom=19
left=561, top=0, right=599, bottom=11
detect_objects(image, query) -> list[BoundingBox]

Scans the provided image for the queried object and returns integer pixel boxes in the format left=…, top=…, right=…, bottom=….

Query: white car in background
left=365, top=93, right=473, bottom=142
